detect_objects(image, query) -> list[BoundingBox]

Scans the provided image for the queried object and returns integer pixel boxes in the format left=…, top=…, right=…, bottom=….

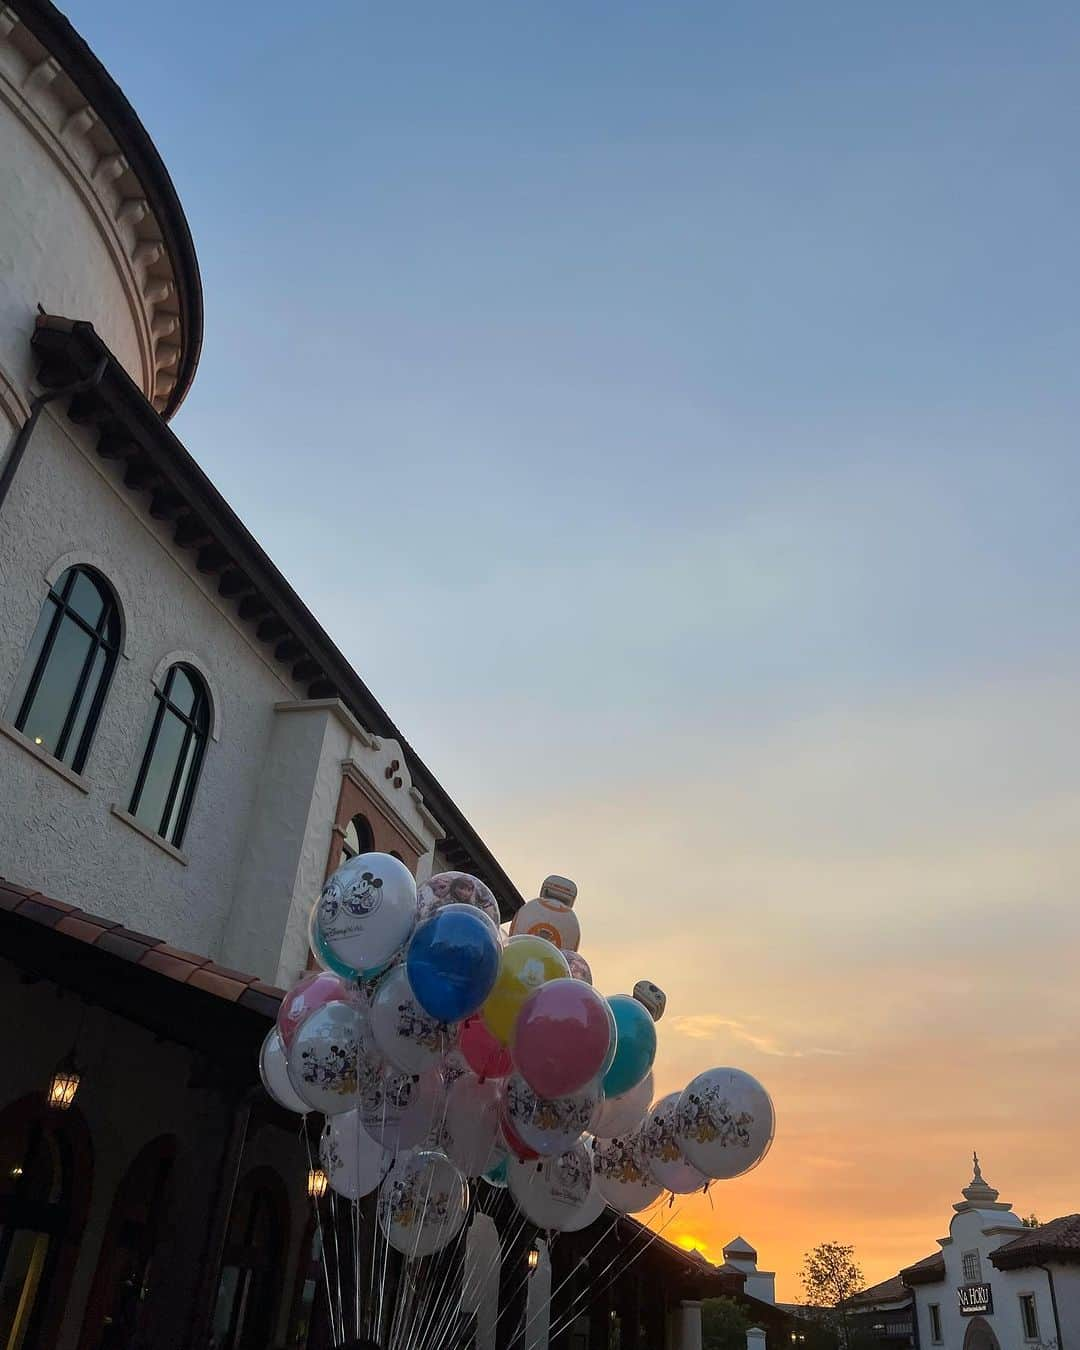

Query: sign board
left=958, top=1284, right=994, bottom=1317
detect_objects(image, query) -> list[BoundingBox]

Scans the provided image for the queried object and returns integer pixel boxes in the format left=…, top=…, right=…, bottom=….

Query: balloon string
left=301, top=1120, right=338, bottom=1348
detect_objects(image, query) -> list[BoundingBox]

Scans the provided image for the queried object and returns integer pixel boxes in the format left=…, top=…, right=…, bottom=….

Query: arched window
left=339, top=813, right=373, bottom=867
left=128, top=664, right=210, bottom=847
left=210, top=1168, right=288, bottom=1350
left=0, top=1095, right=93, bottom=1349
left=7, top=566, right=120, bottom=771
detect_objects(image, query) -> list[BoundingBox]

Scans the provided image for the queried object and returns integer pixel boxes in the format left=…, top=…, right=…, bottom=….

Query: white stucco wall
left=911, top=1205, right=1068, bottom=1350
left=0, top=405, right=298, bottom=962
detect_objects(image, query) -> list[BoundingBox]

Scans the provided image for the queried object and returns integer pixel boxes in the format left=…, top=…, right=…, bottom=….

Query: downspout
left=0, top=355, right=108, bottom=514
left=1035, top=1264, right=1063, bottom=1350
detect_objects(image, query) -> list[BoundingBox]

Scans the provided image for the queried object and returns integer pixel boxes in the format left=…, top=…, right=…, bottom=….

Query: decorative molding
left=0, top=717, right=91, bottom=793
left=0, top=358, right=31, bottom=425
left=273, top=697, right=378, bottom=748
left=341, top=758, right=428, bottom=859
left=0, top=7, right=185, bottom=412
left=408, top=785, right=446, bottom=841
left=43, top=546, right=132, bottom=658
left=109, top=803, right=188, bottom=864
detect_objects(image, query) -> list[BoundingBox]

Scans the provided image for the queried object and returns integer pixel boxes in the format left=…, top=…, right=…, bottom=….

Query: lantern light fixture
left=46, top=1051, right=81, bottom=1110
left=307, top=1167, right=329, bottom=1200
left=527, top=1245, right=540, bottom=1273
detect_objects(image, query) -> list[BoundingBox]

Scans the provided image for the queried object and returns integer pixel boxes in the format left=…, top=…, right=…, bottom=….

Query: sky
left=67, top=0, right=1080, bottom=1299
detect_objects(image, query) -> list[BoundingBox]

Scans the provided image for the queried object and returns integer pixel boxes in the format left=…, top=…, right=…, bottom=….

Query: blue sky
left=67, top=0, right=1080, bottom=1288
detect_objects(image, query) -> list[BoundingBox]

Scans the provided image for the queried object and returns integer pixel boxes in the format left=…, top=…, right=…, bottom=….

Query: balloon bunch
left=259, top=855, right=776, bottom=1261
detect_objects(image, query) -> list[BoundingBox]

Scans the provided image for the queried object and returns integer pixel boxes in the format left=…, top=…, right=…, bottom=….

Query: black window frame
left=928, top=1303, right=942, bottom=1343
left=340, top=813, right=374, bottom=866
left=128, top=663, right=210, bottom=848
left=12, top=566, right=120, bottom=772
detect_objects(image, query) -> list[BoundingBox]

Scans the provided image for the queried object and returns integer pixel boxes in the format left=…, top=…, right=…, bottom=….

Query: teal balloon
left=602, top=995, right=656, bottom=1098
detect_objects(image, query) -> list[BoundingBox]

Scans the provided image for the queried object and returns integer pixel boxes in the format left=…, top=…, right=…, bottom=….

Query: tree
left=1020, top=1214, right=1041, bottom=1229
left=800, top=1242, right=865, bottom=1350
left=702, top=1296, right=751, bottom=1350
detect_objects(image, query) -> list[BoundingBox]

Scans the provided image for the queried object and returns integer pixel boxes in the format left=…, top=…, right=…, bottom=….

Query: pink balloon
left=461, top=1014, right=513, bottom=1081
left=511, top=978, right=615, bottom=1100
left=277, top=970, right=354, bottom=1051
left=500, top=1113, right=540, bottom=1162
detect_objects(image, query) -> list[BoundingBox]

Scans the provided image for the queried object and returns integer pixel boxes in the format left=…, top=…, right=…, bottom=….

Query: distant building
left=721, top=1236, right=778, bottom=1306
left=852, top=1157, right=1080, bottom=1350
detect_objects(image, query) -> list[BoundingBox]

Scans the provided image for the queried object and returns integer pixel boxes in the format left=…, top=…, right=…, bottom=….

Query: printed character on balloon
left=509, top=875, right=580, bottom=951
left=321, top=870, right=383, bottom=930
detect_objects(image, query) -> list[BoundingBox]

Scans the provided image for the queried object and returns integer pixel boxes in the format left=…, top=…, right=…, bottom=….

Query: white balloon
left=590, top=1133, right=664, bottom=1214
left=417, top=871, right=500, bottom=925
left=560, top=1166, right=607, bottom=1232
left=320, top=1110, right=392, bottom=1200
left=593, top=1071, right=653, bottom=1139
left=378, top=1150, right=469, bottom=1257
left=509, top=897, right=580, bottom=952
left=508, top=1141, right=594, bottom=1230
left=371, top=965, right=455, bottom=1074
left=360, top=1065, right=445, bottom=1153
left=503, top=1073, right=599, bottom=1158
left=316, top=852, right=418, bottom=977
left=675, top=1067, right=775, bottom=1180
left=444, top=1075, right=503, bottom=1177
left=440, top=1048, right=473, bottom=1092
left=287, top=1001, right=380, bottom=1116
left=639, top=1092, right=707, bottom=1194
left=259, top=1028, right=309, bottom=1114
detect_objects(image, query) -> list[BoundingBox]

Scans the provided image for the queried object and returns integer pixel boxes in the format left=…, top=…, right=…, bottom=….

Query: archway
left=963, top=1316, right=1001, bottom=1350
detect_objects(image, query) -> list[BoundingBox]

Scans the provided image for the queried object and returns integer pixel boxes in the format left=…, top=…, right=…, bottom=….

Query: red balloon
left=511, top=978, right=615, bottom=1100
left=501, top=1113, right=539, bottom=1162
left=461, top=1014, right=513, bottom=1080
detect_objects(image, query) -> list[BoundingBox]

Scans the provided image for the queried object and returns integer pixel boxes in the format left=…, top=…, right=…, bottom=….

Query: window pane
left=5, top=600, right=57, bottom=723
left=167, top=667, right=198, bottom=717
left=132, top=707, right=187, bottom=836
left=64, top=646, right=108, bottom=769
left=18, top=616, right=93, bottom=762
left=66, top=570, right=107, bottom=629
left=162, top=728, right=200, bottom=845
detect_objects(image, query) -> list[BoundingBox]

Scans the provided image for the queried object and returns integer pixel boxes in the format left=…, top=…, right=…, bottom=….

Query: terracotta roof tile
left=899, top=1252, right=945, bottom=1285
left=201, top=961, right=258, bottom=985
left=14, top=896, right=71, bottom=927
left=187, top=968, right=248, bottom=1002
left=55, top=914, right=115, bottom=943
left=137, top=948, right=199, bottom=983
left=111, top=925, right=165, bottom=946
left=154, top=944, right=211, bottom=967
left=249, top=980, right=287, bottom=1001
left=0, top=882, right=37, bottom=912
left=991, top=1215, right=1080, bottom=1269
left=847, top=1275, right=910, bottom=1304
left=95, top=929, right=163, bottom=963
left=238, top=986, right=283, bottom=1019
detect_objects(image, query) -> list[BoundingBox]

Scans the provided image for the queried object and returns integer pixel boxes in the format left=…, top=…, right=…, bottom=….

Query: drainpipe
left=0, top=355, right=108, bottom=514
left=1035, top=1264, right=1063, bottom=1350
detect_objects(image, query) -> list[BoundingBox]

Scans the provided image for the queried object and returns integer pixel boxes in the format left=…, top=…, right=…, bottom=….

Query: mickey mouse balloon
left=674, top=1067, right=775, bottom=1180
left=314, top=852, right=418, bottom=979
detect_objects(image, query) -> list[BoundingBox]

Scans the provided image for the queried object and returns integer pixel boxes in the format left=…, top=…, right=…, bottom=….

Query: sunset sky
left=70, top=0, right=1080, bottom=1300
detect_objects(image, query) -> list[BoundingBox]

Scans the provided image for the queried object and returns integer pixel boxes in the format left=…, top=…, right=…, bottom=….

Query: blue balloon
left=406, top=903, right=501, bottom=1023
left=602, top=995, right=657, bottom=1098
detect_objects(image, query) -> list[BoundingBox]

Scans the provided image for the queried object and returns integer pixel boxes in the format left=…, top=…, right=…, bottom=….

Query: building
left=894, top=1158, right=1078, bottom=1350
left=843, top=1275, right=914, bottom=1349
left=0, top=5, right=727, bottom=1349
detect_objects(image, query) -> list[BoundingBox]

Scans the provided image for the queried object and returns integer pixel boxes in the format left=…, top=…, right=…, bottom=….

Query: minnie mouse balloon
left=593, top=1071, right=653, bottom=1139
left=286, top=1001, right=379, bottom=1117
left=590, top=1133, right=664, bottom=1214
left=639, top=1092, right=707, bottom=1193
left=407, top=904, right=501, bottom=1023
left=315, top=852, right=418, bottom=979
left=378, top=1150, right=469, bottom=1257
left=503, top=1072, right=599, bottom=1157
left=508, top=1141, right=594, bottom=1230
left=259, top=1028, right=310, bottom=1114
left=512, top=979, right=615, bottom=1100
left=360, top=1065, right=444, bottom=1153
left=417, top=871, right=500, bottom=925
left=674, top=1067, right=775, bottom=1180
left=371, top=965, right=454, bottom=1074
left=320, top=1110, right=392, bottom=1200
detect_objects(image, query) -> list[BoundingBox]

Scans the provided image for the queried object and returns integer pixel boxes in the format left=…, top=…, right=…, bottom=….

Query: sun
left=673, top=1232, right=716, bottom=1262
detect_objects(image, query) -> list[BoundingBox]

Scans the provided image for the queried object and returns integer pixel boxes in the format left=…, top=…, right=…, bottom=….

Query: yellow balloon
left=481, top=935, right=570, bottom=1044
